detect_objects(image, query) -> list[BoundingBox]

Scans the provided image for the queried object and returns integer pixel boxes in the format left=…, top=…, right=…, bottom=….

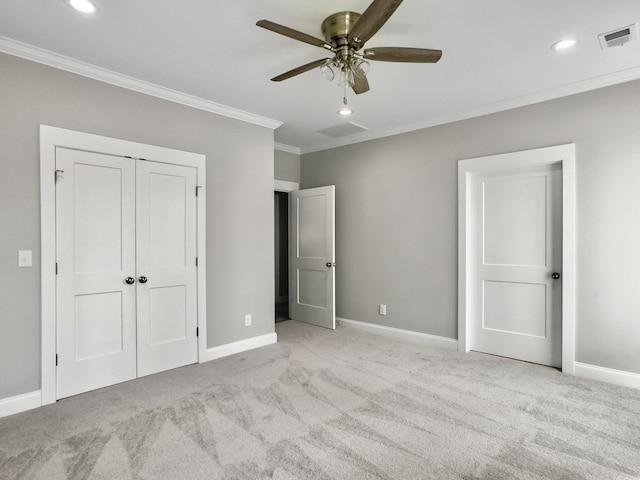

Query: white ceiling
left=1, top=1, right=640, bottom=153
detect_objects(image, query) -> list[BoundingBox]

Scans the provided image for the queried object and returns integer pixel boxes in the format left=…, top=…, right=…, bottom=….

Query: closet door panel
left=56, top=148, right=137, bottom=399
left=136, top=161, right=198, bottom=377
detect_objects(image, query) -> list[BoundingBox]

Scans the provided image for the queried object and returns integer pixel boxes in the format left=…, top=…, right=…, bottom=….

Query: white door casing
left=289, top=186, right=336, bottom=329
left=470, top=165, right=562, bottom=367
left=55, top=149, right=138, bottom=399
left=40, top=125, right=207, bottom=405
left=136, top=160, right=198, bottom=377
left=458, top=144, right=576, bottom=374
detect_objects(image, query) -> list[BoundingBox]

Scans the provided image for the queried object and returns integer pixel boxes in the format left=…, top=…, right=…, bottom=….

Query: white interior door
left=289, top=186, right=335, bottom=329
left=56, top=148, right=137, bottom=399
left=136, top=161, right=198, bottom=377
left=470, top=164, right=562, bottom=367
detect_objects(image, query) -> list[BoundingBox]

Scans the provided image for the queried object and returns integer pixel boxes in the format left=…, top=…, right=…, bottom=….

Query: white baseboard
left=574, top=362, right=640, bottom=390
left=203, top=332, right=278, bottom=362
left=337, top=317, right=458, bottom=350
left=0, top=390, right=42, bottom=419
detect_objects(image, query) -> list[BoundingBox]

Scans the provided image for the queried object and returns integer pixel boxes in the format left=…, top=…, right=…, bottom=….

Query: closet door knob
left=125, top=277, right=135, bottom=285
left=551, top=272, right=561, bottom=279
left=138, top=276, right=148, bottom=284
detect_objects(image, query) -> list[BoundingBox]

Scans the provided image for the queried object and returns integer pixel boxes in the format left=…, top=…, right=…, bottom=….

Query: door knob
left=125, top=277, right=135, bottom=285
left=551, top=272, right=561, bottom=279
left=326, top=262, right=336, bottom=267
left=138, top=276, right=148, bottom=284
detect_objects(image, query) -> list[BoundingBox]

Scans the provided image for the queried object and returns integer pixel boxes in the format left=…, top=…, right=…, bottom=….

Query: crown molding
left=300, top=65, right=640, bottom=154
left=274, top=143, right=301, bottom=155
left=4, top=35, right=639, bottom=153
left=0, top=36, right=282, bottom=130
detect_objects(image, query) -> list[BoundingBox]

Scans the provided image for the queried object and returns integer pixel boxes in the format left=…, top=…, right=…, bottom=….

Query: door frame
left=274, top=180, right=299, bottom=193
left=40, top=125, right=207, bottom=405
left=457, top=144, right=576, bottom=374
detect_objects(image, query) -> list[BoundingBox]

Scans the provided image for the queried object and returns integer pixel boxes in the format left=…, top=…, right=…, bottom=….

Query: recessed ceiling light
left=337, top=106, right=353, bottom=116
left=551, top=38, right=579, bottom=51
left=67, top=0, right=96, bottom=14
left=337, top=94, right=353, bottom=116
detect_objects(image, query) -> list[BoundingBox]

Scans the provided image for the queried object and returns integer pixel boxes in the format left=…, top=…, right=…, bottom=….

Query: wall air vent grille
left=316, top=122, right=369, bottom=138
left=598, top=24, right=637, bottom=49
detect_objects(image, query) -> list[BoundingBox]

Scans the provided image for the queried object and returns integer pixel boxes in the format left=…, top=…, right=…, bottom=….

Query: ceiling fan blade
left=349, top=0, right=404, bottom=47
left=271, top=58, right=329, bottom=82
left=352, top=68, right=370, bottom=95
left=363, top=47, right=442, bottom=63
left=257, top=20, right=334, bottom=51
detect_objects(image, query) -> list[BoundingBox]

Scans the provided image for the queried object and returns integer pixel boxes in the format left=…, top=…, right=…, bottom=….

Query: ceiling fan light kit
left=320, top=61, right=336, bottom=81
left=256, top=0, right=442, bottom=111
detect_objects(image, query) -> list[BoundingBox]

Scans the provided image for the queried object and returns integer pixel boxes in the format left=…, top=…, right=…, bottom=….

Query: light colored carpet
left=1, top=320, right=639, bottom=479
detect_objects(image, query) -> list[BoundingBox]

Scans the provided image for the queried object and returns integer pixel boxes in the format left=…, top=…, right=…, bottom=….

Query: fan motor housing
left=322, top=11, right=361, bottom=44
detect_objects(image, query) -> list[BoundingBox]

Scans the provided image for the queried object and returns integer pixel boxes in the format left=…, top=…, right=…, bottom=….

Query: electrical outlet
left=245, top=314, right=251, bottom=326
left=379, top=304, right=387, bottom=315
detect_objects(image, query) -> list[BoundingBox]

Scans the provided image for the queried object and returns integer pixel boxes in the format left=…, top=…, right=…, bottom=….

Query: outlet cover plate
left=18, top=250, right=33, bottom=267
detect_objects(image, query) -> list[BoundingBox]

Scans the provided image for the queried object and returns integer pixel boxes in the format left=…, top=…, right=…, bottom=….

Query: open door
left=289, top=186, right=335, bottom=329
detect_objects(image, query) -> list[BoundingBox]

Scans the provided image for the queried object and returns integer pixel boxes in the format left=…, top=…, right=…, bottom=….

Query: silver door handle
left=138, top=276, right=148, bottom=284
left=125, top=277, right=135, bottom=284
left=551, top=272, right=560, bottom=279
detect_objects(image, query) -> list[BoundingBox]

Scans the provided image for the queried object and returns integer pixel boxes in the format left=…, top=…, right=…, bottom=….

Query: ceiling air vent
left=598, top=24, right=637, bottom=50
left=316, top=122, right=369, bottom=138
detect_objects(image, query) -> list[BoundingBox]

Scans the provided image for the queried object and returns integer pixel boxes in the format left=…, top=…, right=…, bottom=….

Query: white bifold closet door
left=56, top=148, right=197, bottom=399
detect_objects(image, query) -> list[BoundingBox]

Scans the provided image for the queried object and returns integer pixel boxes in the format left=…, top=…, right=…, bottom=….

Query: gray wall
left=302, top=79, right=640, bottom=375
left=0, top=53, right=275, bottom=400
left=274, top=149, right=300, bottom=183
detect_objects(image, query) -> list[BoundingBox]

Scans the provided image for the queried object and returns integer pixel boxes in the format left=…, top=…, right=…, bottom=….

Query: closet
left=55, top=147, right=198, bottom=399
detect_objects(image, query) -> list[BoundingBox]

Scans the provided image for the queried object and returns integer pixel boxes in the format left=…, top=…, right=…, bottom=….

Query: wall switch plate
left=18, top=250, right=33, bottom=268
left=379, top=304, right=387, bottom=315
left=245, top=314, right=252, bottom=326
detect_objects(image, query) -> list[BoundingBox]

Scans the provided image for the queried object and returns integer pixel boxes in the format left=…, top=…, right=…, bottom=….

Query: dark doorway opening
left=274, top=191, right=289, bottom=322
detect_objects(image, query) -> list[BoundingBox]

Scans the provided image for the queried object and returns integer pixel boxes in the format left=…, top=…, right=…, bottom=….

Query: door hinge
left=195, top=257, right=198, bottom=267
left=196, top=186, right=202, bottom=197
left=54, top=169, right=64, bottom=183
left=55, top=354, right=58, bottom=366
left=55, top=263, right=58, bottom=275
left=196, top=327, right=199, bottom=337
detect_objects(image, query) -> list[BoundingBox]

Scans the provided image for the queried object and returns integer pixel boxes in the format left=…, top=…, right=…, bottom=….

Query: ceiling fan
left=256, top=0, right=442, bottom=95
